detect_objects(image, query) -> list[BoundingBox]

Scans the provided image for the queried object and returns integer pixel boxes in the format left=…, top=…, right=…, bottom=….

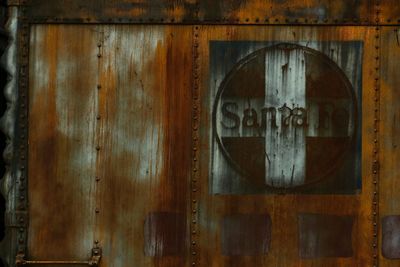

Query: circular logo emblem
left=213, top=43, right=357, bottom=189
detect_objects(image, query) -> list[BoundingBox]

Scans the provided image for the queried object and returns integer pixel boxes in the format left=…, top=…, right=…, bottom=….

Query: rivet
left=95, top=208, right=100, bottom=213
left=96, top=177, right=100, bottom=182
left=96, top=146, right=101, bottom=151
left=97, top=54, right=102, bottom=58
left=96, top=115, right=101, bottom=120
left=97, top=85, right=101, bottom=89
left=192, top=199, right=197, bottom=203
left=97, top=43, right=102, bottom=47
left=192, top=231, right=196, bottom=235
left=19, top=228, right=24, bottom=232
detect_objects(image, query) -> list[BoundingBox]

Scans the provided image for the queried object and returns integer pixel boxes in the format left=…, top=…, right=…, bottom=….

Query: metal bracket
left=15, top=246, right=102, bottom=266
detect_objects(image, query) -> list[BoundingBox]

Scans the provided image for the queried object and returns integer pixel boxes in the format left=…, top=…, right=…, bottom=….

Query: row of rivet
left=372, top=0, right=381, bottom=266
left=26, top=17, right=400, bottom=25
left=191, top=25, right=200, bottom=266
left=94, top=38, right=103, bottom=246
left=16, top=3, right=29, bottom=258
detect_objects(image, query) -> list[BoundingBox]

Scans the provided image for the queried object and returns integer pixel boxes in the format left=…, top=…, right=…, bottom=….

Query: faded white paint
left=101, top=26, right=166, bottom=182
left=264, top=48, right=306, bottom=187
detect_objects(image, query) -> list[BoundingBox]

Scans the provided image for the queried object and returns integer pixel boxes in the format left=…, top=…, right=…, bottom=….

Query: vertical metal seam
left=191, top=24, right=200, bottom=267
left=93, top=27, right=104, bottom=250
left=373, top=0, right=381, bottom=266
left=15, top=1, right=29, bottom=263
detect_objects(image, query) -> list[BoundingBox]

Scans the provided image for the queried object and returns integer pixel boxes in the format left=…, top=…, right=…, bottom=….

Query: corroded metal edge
left=0, top=6, right=20, bottom=267
left=372, top=0, right=381, bottom=266
left=191, top=24, right=200, bottom=267
left=9, top=0, right=400, bottom=26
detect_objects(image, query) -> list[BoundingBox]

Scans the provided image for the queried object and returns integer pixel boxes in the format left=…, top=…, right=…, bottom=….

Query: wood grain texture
left=27, top=25, right=193, bottom=267
left=94, top=25, right=192, bottom=267
left=28, top=25, right=99, bottom=260
left=197, top=25, right=376, bottom=267
left=379, top=26, right=400, bottom=266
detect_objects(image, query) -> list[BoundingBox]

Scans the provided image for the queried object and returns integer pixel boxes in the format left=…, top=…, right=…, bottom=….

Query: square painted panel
left=382, top=215, right=400, bottom=259
left=144, top=212, right=186, bottom=257
left=298, top=213, right=354, bottom=258
left=210, top=41, right=362, bottom=194
left=221, top=214, right=271, bottom=256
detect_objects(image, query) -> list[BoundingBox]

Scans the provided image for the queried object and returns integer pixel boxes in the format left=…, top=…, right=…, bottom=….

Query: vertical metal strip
left=191, top=24, right=200, bottom=267
left=93, top=27, right=105, bottom=251
left=0, top=4, right=20, bottom=267
left=373, top=0, right=381, bottom=266
left=15, top=2, right=29, bottom=265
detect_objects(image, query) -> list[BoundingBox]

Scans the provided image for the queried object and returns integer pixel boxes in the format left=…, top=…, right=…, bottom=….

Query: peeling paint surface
left=27, top=25, right=192, bottom=267
left=211, top=41, right=362, bottom=194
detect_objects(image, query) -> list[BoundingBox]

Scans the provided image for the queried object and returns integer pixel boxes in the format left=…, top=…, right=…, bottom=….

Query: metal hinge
left=16, top=246, right=102, bottom=266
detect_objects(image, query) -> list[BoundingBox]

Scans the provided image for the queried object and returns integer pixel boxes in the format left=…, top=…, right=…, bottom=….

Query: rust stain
left=23, top=0, right=394, bottom=24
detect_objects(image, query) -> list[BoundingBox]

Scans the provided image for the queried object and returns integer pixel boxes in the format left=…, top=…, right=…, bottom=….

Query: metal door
left=0, top=1, right=399, bottom=267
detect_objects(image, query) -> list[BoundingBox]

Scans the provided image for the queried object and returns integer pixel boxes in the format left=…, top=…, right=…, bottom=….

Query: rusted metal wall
left=0, top=0, right=400, bottom=267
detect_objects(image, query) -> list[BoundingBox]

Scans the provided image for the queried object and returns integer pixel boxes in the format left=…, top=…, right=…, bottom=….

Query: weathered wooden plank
left=197, top=25, right=376, bottom=267
left=379, top=26, right=400, bottom=265
left=28, top=25, right=99, bottom=260
left=95, top=25, right=192, bottom=267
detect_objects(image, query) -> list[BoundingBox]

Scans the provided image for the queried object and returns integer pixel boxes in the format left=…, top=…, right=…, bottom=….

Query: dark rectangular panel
left=298, top=213, right=354, bottom=258
left=382, top=216, right=400, bottom=259
left=144, top=213, right=186, bottom=257
left=221, top=214, right=271, bottom=256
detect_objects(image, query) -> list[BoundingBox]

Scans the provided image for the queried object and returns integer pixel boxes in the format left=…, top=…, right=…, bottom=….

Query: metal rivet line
left=372, top=0, right=381, bottom=266
left=191, top=24, right=200, bottom=267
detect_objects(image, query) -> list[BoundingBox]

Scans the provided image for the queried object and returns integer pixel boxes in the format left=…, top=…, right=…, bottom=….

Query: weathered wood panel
left=95, top=25, right=192, bottom=267
left=197, top=25, right=376, bottom=267
left=379, top=26, right=400, bottom=266
left=28, top=25, right=99, bottom=261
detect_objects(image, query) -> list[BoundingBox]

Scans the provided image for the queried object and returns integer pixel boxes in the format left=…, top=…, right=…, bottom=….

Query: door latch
left=16, top=245, right=102, bottom=266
